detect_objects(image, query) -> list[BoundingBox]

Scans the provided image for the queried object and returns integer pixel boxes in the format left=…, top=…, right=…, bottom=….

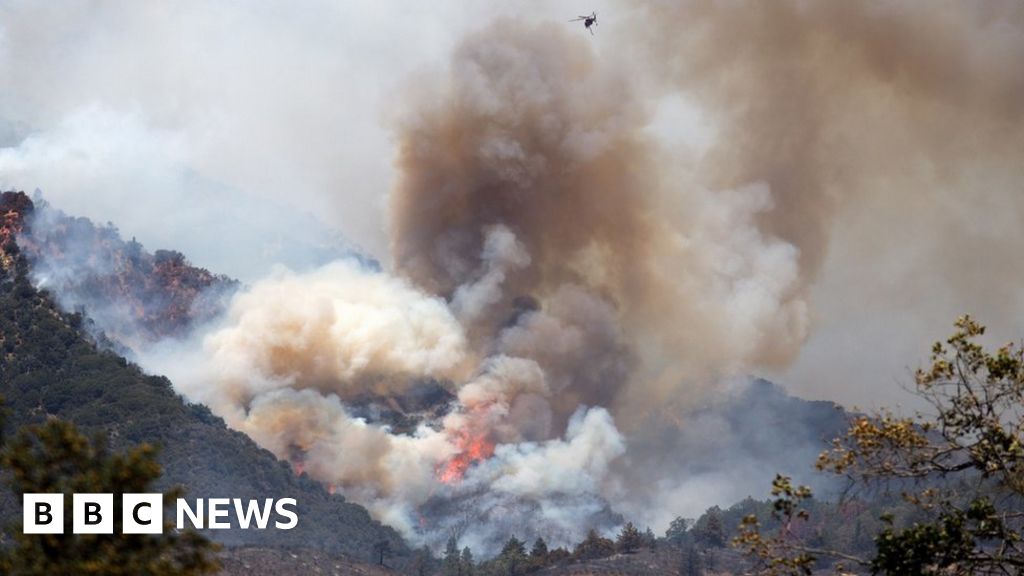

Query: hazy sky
left=0, top=1, right=617, bottom=274
left=2, top=1, right=1022, bottom=411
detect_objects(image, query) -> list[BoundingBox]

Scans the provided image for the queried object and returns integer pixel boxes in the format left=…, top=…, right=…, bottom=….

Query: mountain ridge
left=0, top=190, right=410, bottom=566
left=1, top=190, right=862, bottom=574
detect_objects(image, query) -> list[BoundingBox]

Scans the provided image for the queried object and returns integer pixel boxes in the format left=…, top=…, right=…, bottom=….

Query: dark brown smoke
left=389, top=19, right=813, bottom=421
left=390, top=21, right=656, bottom=305
left=390, top=4, right=1024, bottom=416
left=628, top=0, right=1024, bottom=284
left=109, top=1, right=1024, bottom=545
left=612, top=0, right=1024, bottom=407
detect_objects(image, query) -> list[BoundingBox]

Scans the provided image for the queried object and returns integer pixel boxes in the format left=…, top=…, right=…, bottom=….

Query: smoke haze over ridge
left=3, top=0, right=1024, bottom=553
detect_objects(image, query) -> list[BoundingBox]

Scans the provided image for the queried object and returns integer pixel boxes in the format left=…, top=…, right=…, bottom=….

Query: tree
left=461, top=546, right=475, bottom=576
left=546, top=547, right=571, bottom=565
left=734, top=475, right=823, bottom=575
left=573, top=529, right=616, bottom=560
left=444, top=536, right=462, bottom=576
left=665, top=516, right=692, bottom=543
left=737, top=316, right=1024, bottom=574
left=499, top=536, right=527, bottom=576
left=530, top=537, right=548, bottom=560
left=411, top=546, right=434, bottom=576
left=681, top=542, right=702, bottom=576
left=372, top=539, right=392, bottom=567
left=617, top=522, right=644, bottom=554
left=528, top=537, right=549, bottom=571
left=644, top=527, right=658, bottom=550
left=0, top=419, right=219, bottom=576
left=695, top=509, right=726, bottom=548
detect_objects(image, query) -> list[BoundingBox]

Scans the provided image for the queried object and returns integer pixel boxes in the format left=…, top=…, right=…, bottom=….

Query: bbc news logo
left=23, top=494, right=298, bottom=534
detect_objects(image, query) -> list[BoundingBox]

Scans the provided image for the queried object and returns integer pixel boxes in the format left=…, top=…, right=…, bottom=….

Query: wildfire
left=437, top=429, right=495, bottom=484
left=0, top=193, right=31, bottom=270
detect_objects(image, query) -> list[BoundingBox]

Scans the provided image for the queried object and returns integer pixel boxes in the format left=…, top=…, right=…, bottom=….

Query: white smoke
left=198, top=259, right=470, bottom=403
left=42, top=17, right=817, bottom=552
left=143, top=230, right=632, bottom=549
left=451, top=224, right=531, bottom=327
left=10, top=0, right=1022, bottom=559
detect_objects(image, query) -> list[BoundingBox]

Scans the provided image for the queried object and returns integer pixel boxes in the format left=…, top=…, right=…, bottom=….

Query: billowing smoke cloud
left=9, top=0, right=1024, bottom=557
left=450, top=224, right=531, bottom=340
left=160, top=4, right=1024, bottom=550
left=622, top=0, right=1024, bottom=407
left=390, top=21, right=810, bottom=423
left=197, top=259, right=471, bottom=403
left=427, top=407, right=627, bottom=553
left=629, top=0, right=1024, bottom=273
left=141, top=235, right=631, bottom=547
left=138, top=20, right=814, bottom=550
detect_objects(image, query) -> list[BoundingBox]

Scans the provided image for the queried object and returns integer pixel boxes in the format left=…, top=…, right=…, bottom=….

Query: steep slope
left=0, top=192, right=408, bottom=564
left=12, top=193, right=239, bottom=346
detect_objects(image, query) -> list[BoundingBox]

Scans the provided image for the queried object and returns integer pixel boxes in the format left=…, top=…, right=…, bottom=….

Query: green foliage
left=616, top=521, right=643, bottom=554
left=0, top=419, right=218, bottom=575
left=693, top=507, right=726, bottom=548
left=643, top=527, right=657, bottom=549
left=739, top=317, right=1024, bottom=574
left=497, top=536, right=527, bottom=575
left=873, top=514, right=968, bottom=575
left=665, top=516, right=692, bottom=543
left=526, top=536, right=549, bottom=571
left=461, top=546, right=476, bottom=576
left=573, top=529, right=615, bottom=561
left=0, top=235, right=408, bottom=563
left=444, top=536, right=462, bottom=576
left=529, top=537, right=548, bottom=559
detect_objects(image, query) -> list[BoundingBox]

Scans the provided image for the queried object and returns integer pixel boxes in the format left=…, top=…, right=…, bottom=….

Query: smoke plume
left=623, top=0, right=1024, bottom=406
left=138, top=20, right=813, bottom=550
left=390, top=21, right=810, bottom=423
left=9, top=0, right=1024, bottom=556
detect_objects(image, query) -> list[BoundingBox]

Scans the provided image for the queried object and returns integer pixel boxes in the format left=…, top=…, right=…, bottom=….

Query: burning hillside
left=3, top=0, right=1022, bottom=560
left=0, top=191, right=32, bottom=271
left=135, top=22, right=814, bottom=551
left=4, top=193, right=238, bottom=346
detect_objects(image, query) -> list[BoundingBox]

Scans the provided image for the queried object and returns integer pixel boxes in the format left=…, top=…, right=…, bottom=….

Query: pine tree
left=697, top=509, right=726, bottom=548
left=616, top=522, right=644, bottom=554
left=444, top=536, right=461, bottom=576
left=372, top=540, right=392, bottom=567
left=411, top=546, right=433, bottom=576
left=528, top=537, right=549, bottom=570
left=574, top=529, right=616, bottom=560
left=530, top=537, right=549, bottom=560
left=461, top=547, right=475, bottom=576
left=499, top=536, right=527, bottom=576
left=0, top=418, right=219, bottom=575
left=644, top=527, right=658, bottom=550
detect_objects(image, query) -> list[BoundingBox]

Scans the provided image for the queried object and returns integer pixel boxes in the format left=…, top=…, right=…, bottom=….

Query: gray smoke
left=5, top=0, right=1023, bottom=557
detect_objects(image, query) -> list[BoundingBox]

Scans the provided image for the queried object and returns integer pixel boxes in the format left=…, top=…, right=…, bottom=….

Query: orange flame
left=437, top=428, right=495, bottom=484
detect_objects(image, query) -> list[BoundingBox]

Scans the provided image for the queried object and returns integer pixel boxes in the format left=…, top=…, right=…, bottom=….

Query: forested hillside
left=0, top=192, right=408, bottom=564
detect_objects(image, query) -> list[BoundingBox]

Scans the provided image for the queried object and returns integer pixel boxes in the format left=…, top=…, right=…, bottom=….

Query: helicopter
left=570, top=11, right=597, bottom=35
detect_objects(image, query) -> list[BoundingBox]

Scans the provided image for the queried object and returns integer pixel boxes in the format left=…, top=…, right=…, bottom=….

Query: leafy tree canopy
left=737, top=316, right=1024, bottom=575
